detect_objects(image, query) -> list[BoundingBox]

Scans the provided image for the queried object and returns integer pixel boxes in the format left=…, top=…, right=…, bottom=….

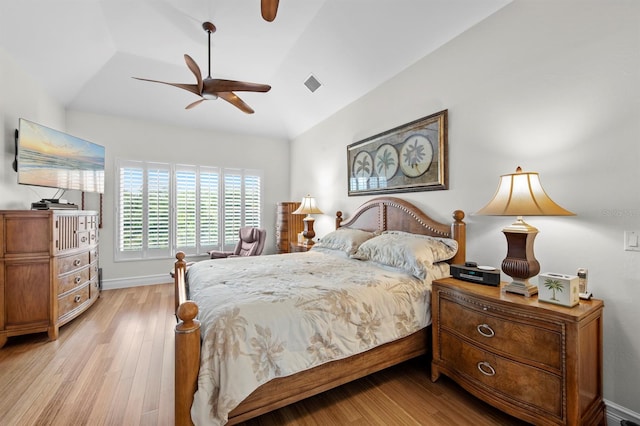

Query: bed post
left=175, top=252, right=201, bottom=426
left=451, top=210, right=466, bottom=265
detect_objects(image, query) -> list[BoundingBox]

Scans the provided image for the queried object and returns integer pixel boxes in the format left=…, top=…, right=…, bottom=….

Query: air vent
left=304, top=74, right=322, bottom=93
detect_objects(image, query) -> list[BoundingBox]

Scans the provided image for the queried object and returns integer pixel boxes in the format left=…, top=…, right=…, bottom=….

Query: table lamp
left=475, top=167, right=575, bottom=296
left=292, top=195, right=323, bottom=246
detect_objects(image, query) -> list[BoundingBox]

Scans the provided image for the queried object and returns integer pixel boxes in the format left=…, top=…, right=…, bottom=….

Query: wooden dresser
left=276, top=202, right=304, bottom=254
left=431, top=277, right=605, bottom=426
left=0, top=210, right=100, bottom=348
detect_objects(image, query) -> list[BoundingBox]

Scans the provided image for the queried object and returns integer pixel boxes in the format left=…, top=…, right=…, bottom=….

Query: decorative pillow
left=311, top=228, right=377, bottom=256
left=351, top=231, right=458, bottom=279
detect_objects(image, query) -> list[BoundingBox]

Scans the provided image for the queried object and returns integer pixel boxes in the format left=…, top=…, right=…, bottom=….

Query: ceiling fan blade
left=261, top=0, right=279, bottom=22
left=217, top=92, right=255, bottom=114
left=132, top=77, right=201, bottom=97
left=207, top=79, right=271, bottom=93
left=185, top=98, right=205, bottom=110
left=184, top=54, right=203, bottom=94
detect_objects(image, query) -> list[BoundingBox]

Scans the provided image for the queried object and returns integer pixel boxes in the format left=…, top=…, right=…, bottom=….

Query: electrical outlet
left=624, top=231, right=640, bottom=251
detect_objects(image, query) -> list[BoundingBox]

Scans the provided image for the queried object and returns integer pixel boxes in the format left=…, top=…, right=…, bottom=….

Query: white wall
left=291, top=0, right=640, bottom=417
left=65, top=110, right=291, bottom=284
left=0, top=46, right=66, bottom=206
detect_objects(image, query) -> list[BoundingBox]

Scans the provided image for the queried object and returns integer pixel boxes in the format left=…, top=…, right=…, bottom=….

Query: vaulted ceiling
left=0, top=0, right=511, bottom=139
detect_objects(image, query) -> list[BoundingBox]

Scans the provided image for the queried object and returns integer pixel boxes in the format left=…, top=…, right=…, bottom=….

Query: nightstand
left=290, top=242, right=312, bottom=252
left=431, top=277, right=605, bottom=425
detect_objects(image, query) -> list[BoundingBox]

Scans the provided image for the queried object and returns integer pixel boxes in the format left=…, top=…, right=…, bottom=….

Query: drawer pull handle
left=75, top=276, right=82, bottom=284
left=74, top=295, right=82, bottom=303
left=81, top=236, right=87, bottom=243
left=73, top=259, right=82, bottom=266
left=477, top=323, right=495, bottom=338
left=477, top=361, right=496, bottom=376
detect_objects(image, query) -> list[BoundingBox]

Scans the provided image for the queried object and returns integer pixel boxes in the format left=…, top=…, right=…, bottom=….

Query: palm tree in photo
left=543, top=279, right=564, bottom=301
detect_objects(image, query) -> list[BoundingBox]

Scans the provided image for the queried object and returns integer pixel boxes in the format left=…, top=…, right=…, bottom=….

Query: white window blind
left=147, top=167, right=170, bottom=252
left=199, top=169, right=219, bottom=248
left=118, top=166, right=143, bottom=252
left=244, top=173, right=261, bottom=228
left=222, top=169, right=262, bottom=249
left=116, top=160, right=261, bottom=261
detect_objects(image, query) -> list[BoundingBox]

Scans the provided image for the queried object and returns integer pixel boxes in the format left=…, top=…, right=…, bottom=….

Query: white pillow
left=351, top=230, right=458, bottom=279
left=311, top=228, right=377, bottom=255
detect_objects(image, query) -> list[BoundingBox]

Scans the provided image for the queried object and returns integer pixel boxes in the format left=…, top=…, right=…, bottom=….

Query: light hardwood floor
left=0, top=283, right=529, bottom=426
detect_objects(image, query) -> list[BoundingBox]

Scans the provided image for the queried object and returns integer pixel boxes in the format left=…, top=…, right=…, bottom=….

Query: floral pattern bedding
left=187, top=251, right=449, bottom=425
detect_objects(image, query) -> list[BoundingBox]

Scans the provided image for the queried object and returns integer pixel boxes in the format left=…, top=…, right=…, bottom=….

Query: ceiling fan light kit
left=133, top=20, right=271, bottom=114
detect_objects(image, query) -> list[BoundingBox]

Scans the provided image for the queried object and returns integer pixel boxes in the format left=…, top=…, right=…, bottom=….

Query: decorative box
left=538, top=272, right=580, bottom=307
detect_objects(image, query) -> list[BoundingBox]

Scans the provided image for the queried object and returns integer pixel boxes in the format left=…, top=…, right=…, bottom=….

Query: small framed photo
left=347, top=110, right=448, bottom=196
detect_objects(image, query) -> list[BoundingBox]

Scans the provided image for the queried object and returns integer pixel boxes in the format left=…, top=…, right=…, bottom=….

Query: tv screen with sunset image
left=17, top=118, right=105, bottom=194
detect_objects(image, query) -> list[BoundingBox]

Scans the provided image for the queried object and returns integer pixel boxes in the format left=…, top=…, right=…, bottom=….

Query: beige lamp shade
left=292, top=195, right=323, bottom=215
left=475, top=167, right=575, bottom=217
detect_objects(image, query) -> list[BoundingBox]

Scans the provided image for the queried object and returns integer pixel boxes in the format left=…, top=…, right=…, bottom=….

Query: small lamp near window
left=293, top=194, right=323, bottom=246
left=475, top=167, right=575, bottom=296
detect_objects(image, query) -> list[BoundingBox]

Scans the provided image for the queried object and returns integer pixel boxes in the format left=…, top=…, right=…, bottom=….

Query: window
left=115, top=159, right=262, bottom=261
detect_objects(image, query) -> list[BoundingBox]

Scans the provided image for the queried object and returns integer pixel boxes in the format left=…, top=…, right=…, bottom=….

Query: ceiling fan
left=133, top=21, right=271, bottom=114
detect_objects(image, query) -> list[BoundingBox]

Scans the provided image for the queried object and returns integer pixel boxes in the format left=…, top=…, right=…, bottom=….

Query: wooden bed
left=173, top=196, right=466, bottom=425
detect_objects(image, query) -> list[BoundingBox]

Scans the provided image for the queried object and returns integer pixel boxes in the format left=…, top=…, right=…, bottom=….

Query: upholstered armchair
left=209, top=227, right=267, bottom=259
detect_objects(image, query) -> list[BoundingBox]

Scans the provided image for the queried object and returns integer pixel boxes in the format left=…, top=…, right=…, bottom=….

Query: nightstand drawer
left=440, top=331, right=562, bottom=418
left=439, top=296, right=562, bottom=370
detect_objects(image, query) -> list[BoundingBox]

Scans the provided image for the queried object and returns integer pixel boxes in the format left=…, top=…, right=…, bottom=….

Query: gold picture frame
left=347, top=109, right=448, bottom=196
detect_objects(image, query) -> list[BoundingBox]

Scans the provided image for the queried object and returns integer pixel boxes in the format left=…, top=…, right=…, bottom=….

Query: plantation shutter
left=116, top=161, right=261, bottom=260
left=199, top=167, right=219, bottom=250
left=175, top=167, right=197, bottom=251
left=223, top=171, right=243, bottom=247
left=118, top=165, right=144, bottom=253
left=244, top=172, right=261, bottom=228
left=145, top=163, right=171, bottom=257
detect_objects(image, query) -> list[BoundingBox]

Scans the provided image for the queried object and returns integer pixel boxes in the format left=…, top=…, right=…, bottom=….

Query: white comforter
left=187, top=251, right=448, bottom=425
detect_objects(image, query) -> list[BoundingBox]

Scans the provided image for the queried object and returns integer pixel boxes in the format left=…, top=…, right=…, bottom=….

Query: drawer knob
left=81, top=236, right=87, bottom=243
left=74, top=295, right=82, bottom=303
left=477, top=323, right=495, bottom=338
left=75, top=276, right=82, bottom=284
left=477, top=361, right=496, bottom=376
left=73, top=259, right=82, bottom=266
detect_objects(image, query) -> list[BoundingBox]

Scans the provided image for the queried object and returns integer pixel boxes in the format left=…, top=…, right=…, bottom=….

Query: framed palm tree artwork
left=347, top=110, right=448, bottom=196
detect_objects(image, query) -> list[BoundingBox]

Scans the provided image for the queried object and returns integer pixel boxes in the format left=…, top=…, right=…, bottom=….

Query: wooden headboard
left=335, top=196, right=466, bottom=265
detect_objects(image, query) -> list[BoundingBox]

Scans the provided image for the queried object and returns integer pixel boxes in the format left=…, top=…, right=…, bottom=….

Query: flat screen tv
left=16, top=118, right=105, bottom=194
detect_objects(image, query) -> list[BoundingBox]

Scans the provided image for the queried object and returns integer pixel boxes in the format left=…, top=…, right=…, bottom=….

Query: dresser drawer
left=439, top=296, right=562, bottom=370
left=440, top=331, right=563, bottom=418
left=77, top=231, right=94, bottom=249
left=58, top=266, right=90, bottom=295
left=89, top=247, right=99, bottom=263
left=58, top=283, right=90, bottom=319
left=56, top=251, right=91, bottom=275
left=89, top=277, right=100, bottom=299
left=89, top=260, right=99, bottom=280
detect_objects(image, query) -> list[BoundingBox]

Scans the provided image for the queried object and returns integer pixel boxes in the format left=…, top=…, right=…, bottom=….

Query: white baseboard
left=102, top=273, right=171, bottom=290
left=606, top=399, right=640, bottom=425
